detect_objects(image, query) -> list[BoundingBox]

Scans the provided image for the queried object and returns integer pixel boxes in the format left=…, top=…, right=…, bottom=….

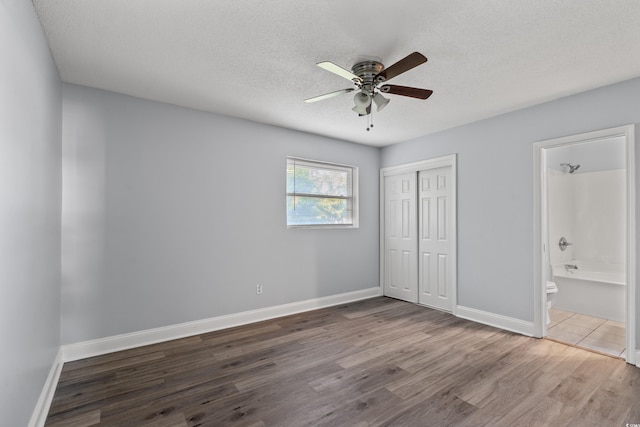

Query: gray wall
left=0, top=1, right=62, bottom=425
left=382, top=77, right=640, bottom=344
left=61, top=84, right=380, bottom=344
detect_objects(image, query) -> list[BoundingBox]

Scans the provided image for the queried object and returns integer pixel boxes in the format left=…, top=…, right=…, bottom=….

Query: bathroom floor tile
left=563, top=313, right=606, bottom=329
left=547, top=329, right=583, bottom=345
left=603, top=319, right=625, bottom=330
left=585, top=330, right=626, bottom=346
left=545, top=310, right=626, bottom=359
left=549, top=321, right=594, bottom=337
left=594, top=322, right=626, bottom=338
left=577, top=335, right=625, bottom=357
left=549, top=308, right=573, bottom=322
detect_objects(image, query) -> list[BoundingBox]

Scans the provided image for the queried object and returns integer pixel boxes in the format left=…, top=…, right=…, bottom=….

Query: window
left=286, top=157, right=358, bottom=228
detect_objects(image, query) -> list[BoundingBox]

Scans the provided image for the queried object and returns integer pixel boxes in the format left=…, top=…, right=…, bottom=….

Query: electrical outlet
left=256, top=284, right=263, bottom=294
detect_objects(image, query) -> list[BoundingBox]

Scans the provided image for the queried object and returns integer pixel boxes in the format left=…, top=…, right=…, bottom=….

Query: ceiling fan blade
left=380, top=85, right=433, bottom=100
left=317, top=61, right=363, bottom=83
left=304, top=88, right=354, bottom=103
left=375, top=52, right=427, bottom=82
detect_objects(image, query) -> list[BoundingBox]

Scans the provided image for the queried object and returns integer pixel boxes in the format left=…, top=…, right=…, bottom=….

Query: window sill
left=287, top=224, right=359, bottom=230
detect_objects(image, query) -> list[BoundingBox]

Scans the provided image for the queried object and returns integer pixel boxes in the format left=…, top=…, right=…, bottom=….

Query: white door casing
left=383, top=172, right=418, bottom=303
left=418, top=167, right=454, bottom=311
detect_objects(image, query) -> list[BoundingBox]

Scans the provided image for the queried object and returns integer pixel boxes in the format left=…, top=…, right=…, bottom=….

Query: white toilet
left=546, top=281, right=558, bottom=324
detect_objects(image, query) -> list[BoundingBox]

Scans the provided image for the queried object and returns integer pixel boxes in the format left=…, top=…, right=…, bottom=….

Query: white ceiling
left=33, top=0, right=640, bottom=147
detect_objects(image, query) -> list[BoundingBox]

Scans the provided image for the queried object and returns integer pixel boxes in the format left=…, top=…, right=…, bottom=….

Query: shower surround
left=548, top=168, right=626, bottom=322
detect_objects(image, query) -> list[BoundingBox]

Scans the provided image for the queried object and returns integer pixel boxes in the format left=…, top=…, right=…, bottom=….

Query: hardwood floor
left=45, top=297, right=640, bottom=426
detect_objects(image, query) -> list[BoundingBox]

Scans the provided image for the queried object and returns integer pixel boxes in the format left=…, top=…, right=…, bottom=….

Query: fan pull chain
left=366, top=110, right=374, bottom=131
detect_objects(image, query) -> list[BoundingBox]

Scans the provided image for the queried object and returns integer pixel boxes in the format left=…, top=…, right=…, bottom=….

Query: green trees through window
left=286, top=158, right=357, bottom=227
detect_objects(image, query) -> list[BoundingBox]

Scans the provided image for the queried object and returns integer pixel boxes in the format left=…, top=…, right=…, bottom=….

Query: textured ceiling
left=33, top=0, right=640, bottom=147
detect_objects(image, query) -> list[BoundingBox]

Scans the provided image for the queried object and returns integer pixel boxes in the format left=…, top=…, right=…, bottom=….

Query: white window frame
left=286, top=157, right=359, bottom=229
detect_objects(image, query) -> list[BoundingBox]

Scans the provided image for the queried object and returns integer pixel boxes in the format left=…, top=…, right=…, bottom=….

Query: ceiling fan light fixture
left=352, top=91, right=372, bottom=115
left=352, top=105, right=369, bottom=115
left=373, top=92, right=390, bottom=112
left=353, top=91, right=371, bottom=107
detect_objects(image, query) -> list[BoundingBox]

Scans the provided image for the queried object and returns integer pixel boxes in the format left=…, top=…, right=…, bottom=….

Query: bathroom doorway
left=533, top=125, right=636, bottom=365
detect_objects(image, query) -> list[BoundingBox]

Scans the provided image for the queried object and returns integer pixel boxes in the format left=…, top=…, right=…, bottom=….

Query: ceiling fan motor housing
left=351, top=60, right=384, bottom=94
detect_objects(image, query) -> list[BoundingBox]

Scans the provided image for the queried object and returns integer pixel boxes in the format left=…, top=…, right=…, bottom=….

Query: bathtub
left=551, top=260, right=626, bottom=323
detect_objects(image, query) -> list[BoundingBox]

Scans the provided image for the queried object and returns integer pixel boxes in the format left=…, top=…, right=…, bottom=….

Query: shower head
left=560, top=163, right=581, bottom=174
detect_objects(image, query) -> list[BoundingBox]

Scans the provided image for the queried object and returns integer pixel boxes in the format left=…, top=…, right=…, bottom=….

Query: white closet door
left=418, top=167, right=454, bottom=311
left=383, top=172, right=418, bottom=303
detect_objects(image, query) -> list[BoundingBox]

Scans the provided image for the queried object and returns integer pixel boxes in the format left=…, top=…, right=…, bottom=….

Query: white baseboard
left=61, top=286, right=382, bottom=362
left=635, top=349, right=640, bottom=368
left=456, top=305, right=535, bottom=337
left=28, top=348, right=63, bottom=427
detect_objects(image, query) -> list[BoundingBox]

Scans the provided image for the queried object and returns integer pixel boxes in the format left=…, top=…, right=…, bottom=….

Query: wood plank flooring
left=45, top=297, right=640, bottom=426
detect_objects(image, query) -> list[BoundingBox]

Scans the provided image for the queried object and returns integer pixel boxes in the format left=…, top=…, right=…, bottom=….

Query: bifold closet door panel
left=383, top=172, right=418, bottom=303
left=418, top=167, right=453, bottom=311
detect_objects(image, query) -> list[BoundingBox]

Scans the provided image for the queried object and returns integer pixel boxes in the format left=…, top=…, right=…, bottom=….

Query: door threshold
left=543, top=337, right=625, bottom=360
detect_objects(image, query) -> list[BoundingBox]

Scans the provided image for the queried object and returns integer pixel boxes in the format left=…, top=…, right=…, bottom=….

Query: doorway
left=380, top=154, right=457, bottom=313
left=533, top=125, right=636, bottom=365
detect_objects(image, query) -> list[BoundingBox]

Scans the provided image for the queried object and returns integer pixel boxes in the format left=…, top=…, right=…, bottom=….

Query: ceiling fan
left=305, top=52, right=433, bottom=119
